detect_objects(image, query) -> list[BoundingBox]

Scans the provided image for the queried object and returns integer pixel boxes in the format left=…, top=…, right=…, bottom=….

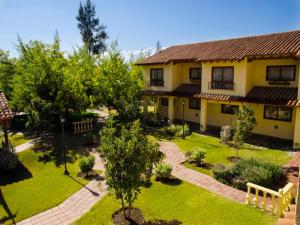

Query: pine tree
left=76, top=0, right=108, bottom=55
left=156, top=40, right=161, bottom=53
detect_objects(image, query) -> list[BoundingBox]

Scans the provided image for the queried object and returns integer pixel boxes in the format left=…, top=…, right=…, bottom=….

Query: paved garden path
left=15, top=139, right=38, bottom=153
left=17, top=153, right=107, bottom=225
left=159, top=141, right=246, bottom=203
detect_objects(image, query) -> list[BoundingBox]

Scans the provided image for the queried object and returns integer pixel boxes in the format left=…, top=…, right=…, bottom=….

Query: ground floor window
left=160, top=98, right=168, bottom=106
left=189, top=97, right=200, bottom=109
left=264, top=105, right=293, bottom=122
left=221, top=104, right=239, bottom=115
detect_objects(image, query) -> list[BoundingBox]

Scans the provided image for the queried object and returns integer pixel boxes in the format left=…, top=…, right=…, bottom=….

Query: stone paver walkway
left=17, top=146, right=107, bottom=225
left=284, top=151, right=300, bottom=194
left=160, top=142, right=246, bottom=203
left=15, top=139, right=38, bottom=153
left=17, top=179, right=107, bottom=225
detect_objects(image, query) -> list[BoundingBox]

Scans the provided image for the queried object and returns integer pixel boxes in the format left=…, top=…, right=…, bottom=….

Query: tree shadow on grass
left=33, top=133, right=91, bottom=167
left=155, top=177, right=182, bottom=186
left=0, top=188, right=17, bottom=225
left=0, top=162, right=32, bottom=186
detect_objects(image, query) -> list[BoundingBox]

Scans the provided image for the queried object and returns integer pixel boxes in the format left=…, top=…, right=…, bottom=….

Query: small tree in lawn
left=98, top=119, right=160, bottom=219
left=232, top=104, right=256, bottom=160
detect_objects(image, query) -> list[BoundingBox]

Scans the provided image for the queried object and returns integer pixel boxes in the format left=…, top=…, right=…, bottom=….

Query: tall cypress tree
left=76, top=0, right=108, bottom=55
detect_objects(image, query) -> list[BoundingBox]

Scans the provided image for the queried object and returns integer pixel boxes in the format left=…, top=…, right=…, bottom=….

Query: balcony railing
left=149, top=80, right=164, bottom=87
left=245, top=182, right=293, bottom=218
left=208, top=82, right=235, bottom=90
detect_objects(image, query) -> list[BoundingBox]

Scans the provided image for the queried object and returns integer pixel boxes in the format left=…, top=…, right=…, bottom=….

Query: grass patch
left=0, top=133, right=32, bottom=147
left=173, top=133, right=290, bottom=175
left=0, top=138, right=90, bottom=225
left=75, top=180, right=276, bottom=225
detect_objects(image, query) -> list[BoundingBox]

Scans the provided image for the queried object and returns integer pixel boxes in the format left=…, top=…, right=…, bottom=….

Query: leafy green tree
left=0, top=50, right=15, bottom=100
left=12, top=35, right=89, bottom=133
left=98, top=119, right=159, bottom=218
left=76, top=0, right=108, bottom=55
left=94, top=43, right=143, bottom=122
left=232, top=104, right=257, bottom=159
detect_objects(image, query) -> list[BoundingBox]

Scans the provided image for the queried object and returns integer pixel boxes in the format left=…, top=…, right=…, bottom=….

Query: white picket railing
left=73, top=119, right=93, bottom=134
left=245, top=182, right=293, bottom=218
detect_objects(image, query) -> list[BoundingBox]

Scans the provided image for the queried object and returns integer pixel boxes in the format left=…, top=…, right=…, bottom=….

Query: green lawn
left=75, top=180, right=276, bottom=225
left=0, top=137, right=90, bottom=225
left=173, top=133, right=291, bottom=176
left=0, top=133, right=32, bottom=147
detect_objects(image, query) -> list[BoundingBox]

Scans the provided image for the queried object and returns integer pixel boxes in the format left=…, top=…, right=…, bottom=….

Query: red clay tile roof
left=245, top=86, right=300, bottom=107
left=138, top=30, right=300, bottom=65
left=0, top=92, right=14, bottom=122
left=171, top=83, right=201, bottom=97
left=194, top=93, right=243, bottom=102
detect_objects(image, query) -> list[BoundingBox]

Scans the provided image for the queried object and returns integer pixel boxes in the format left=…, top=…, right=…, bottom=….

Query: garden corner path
left=159, top=141, right=246, bottom=203
left=16, top=149, right=107, bottom=225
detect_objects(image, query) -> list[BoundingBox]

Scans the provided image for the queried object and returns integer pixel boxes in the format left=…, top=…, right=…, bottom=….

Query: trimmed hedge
left=213, top=158, right=284, bottom=191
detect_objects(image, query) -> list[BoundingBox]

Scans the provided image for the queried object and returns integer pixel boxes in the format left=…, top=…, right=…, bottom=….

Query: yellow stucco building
left=138, top=30, right=300, bottom=148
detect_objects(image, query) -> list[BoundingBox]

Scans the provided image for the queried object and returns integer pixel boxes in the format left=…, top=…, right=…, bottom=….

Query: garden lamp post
left=182, top=98, right=185, bottom=139
left=60, top=115, right=69, bottom=175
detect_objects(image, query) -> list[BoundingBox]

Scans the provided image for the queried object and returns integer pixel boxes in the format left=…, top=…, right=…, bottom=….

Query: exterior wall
left=294, top=108, right=300, bottom=148
left=173, top=97, right=200, bottom=123
left=249, top=58, right=299, bottom=87
left=180, top=62, right=202, bottom=84
left=201, top=59, right=248, bottom=96
left=157, top=97, right=169, bottom=118
left=250, top=103, right=296, bottom=140
left=207, top=102, right=241, bottom=127
left=206, top=101, right=295, bottom=140
left=142, top=64, right=173, bottom=92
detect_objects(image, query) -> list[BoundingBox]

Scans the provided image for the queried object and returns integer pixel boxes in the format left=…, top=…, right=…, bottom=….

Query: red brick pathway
left=17, top=154, right=107, bottom=225
left=159, top=142, right=246, bottom=203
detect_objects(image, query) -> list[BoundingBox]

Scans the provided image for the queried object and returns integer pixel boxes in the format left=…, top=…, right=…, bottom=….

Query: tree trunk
left=3, top=121, right=9, bottom=151
left=121, top=195, right=126, bottom=218
left=128, top=201, right=132, bottom=219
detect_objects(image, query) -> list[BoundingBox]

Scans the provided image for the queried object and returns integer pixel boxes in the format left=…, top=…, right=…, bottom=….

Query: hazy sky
left=0, top=0, right=300, bottom=56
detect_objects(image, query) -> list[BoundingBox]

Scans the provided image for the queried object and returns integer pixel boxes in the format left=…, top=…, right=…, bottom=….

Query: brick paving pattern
left=160, top=142, right=246, bottom=203
left=16, top=139, right=299, bottom=224
left=17, top=153, right=107, bottom=225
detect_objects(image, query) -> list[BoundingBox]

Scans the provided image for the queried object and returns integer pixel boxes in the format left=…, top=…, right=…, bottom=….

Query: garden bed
left=75, top=180, right=276, bottom=225
left=173, top=133, right=291, bottom=177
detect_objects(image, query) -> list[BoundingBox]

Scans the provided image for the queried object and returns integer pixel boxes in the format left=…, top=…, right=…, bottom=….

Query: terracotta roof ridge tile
left=170, top=30, right=300, bottom=48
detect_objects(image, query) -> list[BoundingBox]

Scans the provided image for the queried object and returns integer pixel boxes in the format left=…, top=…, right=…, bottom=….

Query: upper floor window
left=189, top=68, right=201, bottom=80
left=189, top=97, right=200, bottom=110
left=266, top=66, right=295, bottom=81
left=221, top=104, right=239, bottom=115
left=150, top=68, right=164, bottom=86
left=161, top=98, right=168, bottom=106
left=211, top=67, right=234, bottom=90
left=264, top=105, right=292, bottom=122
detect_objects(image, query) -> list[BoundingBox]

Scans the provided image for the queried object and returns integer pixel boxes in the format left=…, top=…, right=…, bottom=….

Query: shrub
left=0, top=148, right=18, bottom=172
left=79, top=155, right=95, bottom=175
left=213, top=158, right=284, bottom=191
left=155, top=163, right=172, bottom=180
left=163, top=124, right=191, bottom=137
left=220, top=125, right=233, bottom=143
left=191, top=148, right=206, bottom=166
left=144, top=112, right=165, bottom=128
left=85, top=132, right=96, bottom=146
